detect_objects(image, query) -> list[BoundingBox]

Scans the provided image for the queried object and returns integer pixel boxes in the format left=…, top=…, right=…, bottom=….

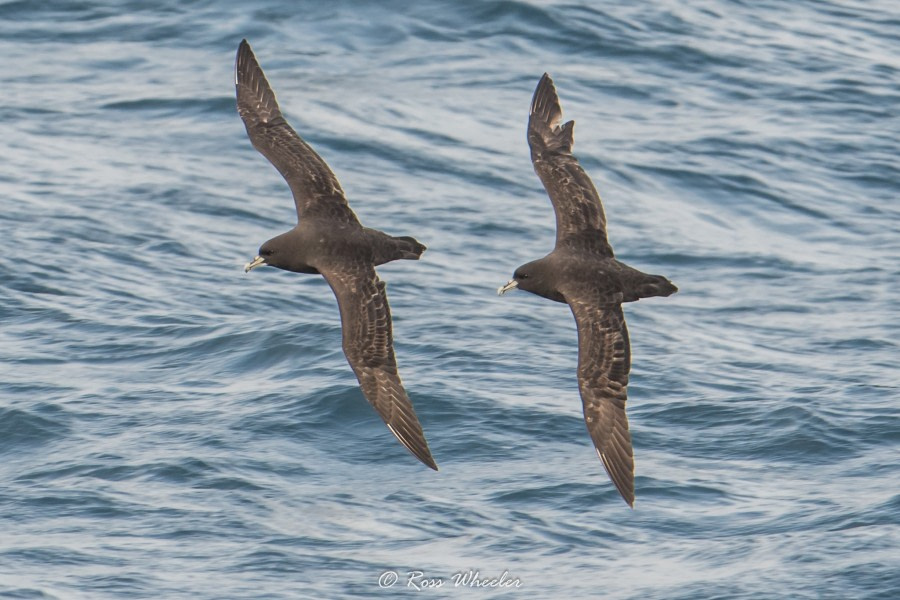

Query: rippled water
left=1, top=1, right=898, bottom=598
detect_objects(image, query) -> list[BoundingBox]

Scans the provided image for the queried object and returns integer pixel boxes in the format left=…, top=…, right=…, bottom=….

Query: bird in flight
left=236, top=39, right=437, bottom=470
left=499, top=73, right=677, bottom=505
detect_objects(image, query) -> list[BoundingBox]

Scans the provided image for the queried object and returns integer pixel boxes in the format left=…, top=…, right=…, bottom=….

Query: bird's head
left=244, top=240, right=277, bottom=273
left=497, top=259, right=564, bottom=302
left=244, top=232, right=319, bottom=274
left=497, top=263, right=536, bottom=295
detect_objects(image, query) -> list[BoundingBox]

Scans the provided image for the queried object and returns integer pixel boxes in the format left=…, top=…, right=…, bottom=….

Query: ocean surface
left=1, top=1, right=898, bottom=598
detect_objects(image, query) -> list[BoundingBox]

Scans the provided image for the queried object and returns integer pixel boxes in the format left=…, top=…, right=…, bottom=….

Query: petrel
left=498, top=74, right=677, bottom=506
left=236, top=39, right=437, bottom=470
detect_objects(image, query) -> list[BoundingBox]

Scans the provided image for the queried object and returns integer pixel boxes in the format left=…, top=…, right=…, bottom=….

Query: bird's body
left=236, top=39, right=436, bottom=470
left=511, top=251, right=675, bottom=306
left=499, top=74, right=676, bottom=506
left=252, top=221, right=425, bottom=275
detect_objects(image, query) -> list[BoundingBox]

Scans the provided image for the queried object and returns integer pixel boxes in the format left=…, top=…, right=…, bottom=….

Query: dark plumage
left=498, top=74, right=677, bottom=506
left=236, top=39, right=437, bottom=470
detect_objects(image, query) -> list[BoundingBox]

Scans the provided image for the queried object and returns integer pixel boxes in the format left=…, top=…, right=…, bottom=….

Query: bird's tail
left=636, top=274, right=678, bottom=300
left=392, top=235, right=427, bottom=260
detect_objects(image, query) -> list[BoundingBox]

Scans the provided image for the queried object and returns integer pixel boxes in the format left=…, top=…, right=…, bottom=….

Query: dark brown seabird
left=498, top=73, right=677, bottom=506
left=236, top=39, right=437, bottom=470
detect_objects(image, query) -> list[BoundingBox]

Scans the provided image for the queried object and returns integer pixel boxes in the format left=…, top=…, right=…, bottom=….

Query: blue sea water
left=1, top=0, right=898, bottom=597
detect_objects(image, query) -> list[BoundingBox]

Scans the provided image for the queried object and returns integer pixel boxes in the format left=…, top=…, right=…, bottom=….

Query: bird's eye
left=519, top=273, right=529, bottom=279
left=261, top=249, right=273, bottom=257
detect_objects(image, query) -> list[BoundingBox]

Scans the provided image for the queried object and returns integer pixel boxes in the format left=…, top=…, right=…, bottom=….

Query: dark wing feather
left=568, top=300, right=634, bottom=506
left=528, top=73, right=614, bottom=256
left=235, top=40, right=360, bottom=225
left=319, top=262, right=437, bottom=470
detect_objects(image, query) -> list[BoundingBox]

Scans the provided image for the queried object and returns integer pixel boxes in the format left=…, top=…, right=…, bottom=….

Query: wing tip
left=597, top=448, right=635, bottom=507
left=528, top=72, right=574, bottom=155
left=530, top=72, right=558, bottom=118
left=236, top=38, right=252, bottom=62
left=235, top=38, right=254, bottom=86
left=234, top=38, right=285, bottom=130
left=386, top=423, right=439, bottom=470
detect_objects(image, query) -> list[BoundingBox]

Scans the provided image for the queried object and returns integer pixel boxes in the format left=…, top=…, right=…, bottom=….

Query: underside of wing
left=235, top=40, right=360, bottom=224
left=319, top=262, right=437, bottom=470
left=528, top=73, right=613, bottom=256
left=568, top=300, right=634, bottom=506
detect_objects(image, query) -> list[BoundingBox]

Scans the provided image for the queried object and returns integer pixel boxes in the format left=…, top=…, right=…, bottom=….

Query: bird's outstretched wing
left=528, top=73, right=613, bottom=256
left=235, top=39, right=360, bottom=225
left=319, top=262, right=438, bottom=470
left=567, top=300, right=634, bottom=506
